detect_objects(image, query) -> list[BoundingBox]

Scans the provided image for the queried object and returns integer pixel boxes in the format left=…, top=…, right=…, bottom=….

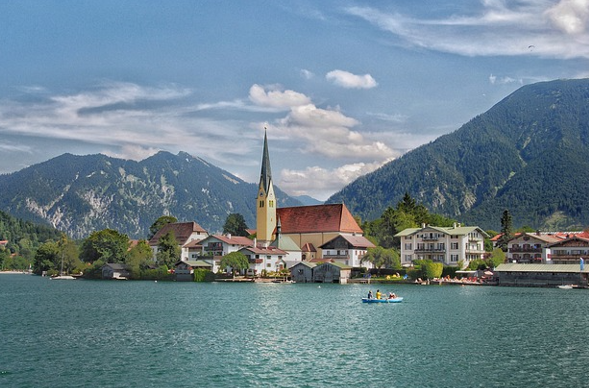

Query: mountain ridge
left=0, top=151, right=302, bottom=239
left=326, top=78, right=589, bottom=231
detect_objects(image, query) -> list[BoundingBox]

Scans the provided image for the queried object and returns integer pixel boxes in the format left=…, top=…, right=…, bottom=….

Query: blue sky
left=1, top=0, right=588, bottom=200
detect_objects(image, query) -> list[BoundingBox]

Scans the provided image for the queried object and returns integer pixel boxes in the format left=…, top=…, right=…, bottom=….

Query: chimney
left=227, top=233, right=231, bottom=239
left=453, top=222, right=457, bottom=229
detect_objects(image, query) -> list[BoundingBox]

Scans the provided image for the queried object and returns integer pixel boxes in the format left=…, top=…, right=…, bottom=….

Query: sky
left=1, top=0, right=588, bottom=201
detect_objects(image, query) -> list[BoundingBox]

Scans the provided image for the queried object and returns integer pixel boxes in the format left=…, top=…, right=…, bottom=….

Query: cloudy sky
left=1, top=0, right=588, bottom=200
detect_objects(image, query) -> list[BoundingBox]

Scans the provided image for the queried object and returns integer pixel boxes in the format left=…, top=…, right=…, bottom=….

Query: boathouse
left=289, top=261, right=316, bottom=283
left=102, top=263, right=130, bottom=280
left=494, top=263, right=589, bottom=288
left=313, top=262, right=352, bottom=284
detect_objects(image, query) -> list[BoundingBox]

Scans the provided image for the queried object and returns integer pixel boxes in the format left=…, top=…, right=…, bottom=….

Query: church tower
left=256, top=130, right=276, bottom=245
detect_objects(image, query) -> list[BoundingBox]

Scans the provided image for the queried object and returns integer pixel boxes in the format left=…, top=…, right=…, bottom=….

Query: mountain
left=292, top=195, right=323, bottom=206
left=326, top=79, right=589, bottom=231
left=0, top=152, right=301, bottom=239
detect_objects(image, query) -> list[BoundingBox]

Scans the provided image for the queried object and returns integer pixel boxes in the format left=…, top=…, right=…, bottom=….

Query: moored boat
left=557, top=284, right=573, bottom=289
left=362, top=297, right=403, bottom=303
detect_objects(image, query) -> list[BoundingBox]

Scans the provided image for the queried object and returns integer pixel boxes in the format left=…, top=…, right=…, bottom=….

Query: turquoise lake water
left=1, top=274, right=588, bottom=387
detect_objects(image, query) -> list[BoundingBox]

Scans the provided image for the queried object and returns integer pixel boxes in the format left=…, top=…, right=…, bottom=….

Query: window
left=404, top=255, right=412, bottom=262
left=259, top=200, right=264, bottom=208
left=450, top=254, right=459, bottom=262
left=404, top=243, right=412, bottom=250
left=451, top=243, right=458, bottom=250
left=269, top=200, right=274, bottom=207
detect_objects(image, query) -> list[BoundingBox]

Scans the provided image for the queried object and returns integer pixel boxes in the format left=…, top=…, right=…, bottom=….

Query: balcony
left=322, top=255, right=349, bottom=260
left=509, top=247, right=541, bottom=253
left=414, top=247, right=446, bottom=253
left=422, top=235, right=439, bottom=241
left=248, top=258, right=263, bottom=264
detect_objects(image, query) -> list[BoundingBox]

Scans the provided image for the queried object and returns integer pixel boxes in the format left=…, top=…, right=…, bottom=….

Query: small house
left=175, top=260, right=213, bottom=281
left=289, top=261, right=316, bottom=283
left=313, top=262, right=352, bottom=284
left=102, top=263, right=130, bottom=280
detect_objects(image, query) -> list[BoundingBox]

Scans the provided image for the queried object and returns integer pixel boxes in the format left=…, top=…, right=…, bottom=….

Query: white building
left=148, top=221, right=209, bottom=262
left=238, top=245, right=287, bottom=275
left=395, top=223, right=488, bottom=267
left=319, top=235, right=375, bottom=268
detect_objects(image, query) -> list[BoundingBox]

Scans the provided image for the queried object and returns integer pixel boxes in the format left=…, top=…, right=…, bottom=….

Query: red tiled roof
left=211, top=235, right=253, bottom=246
left=277, top=204, right=362, bottom=234
left=241, top=245, right=286, bottom=255
left=149, top=221, right=207, bottom=245
left=301, top=243, right=317, bottom=252
left=320, top=235, right=376, bottom=249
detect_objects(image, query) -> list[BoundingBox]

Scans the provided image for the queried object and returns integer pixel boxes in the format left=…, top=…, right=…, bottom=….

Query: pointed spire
left=259, top=128, right=272, bottom=192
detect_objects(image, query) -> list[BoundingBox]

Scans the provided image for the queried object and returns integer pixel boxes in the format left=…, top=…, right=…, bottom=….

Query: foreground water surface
left=1, top=274, right=588, bottom=387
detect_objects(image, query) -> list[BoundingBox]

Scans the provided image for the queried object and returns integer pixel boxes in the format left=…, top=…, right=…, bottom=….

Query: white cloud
left=279, top=160, right=392, bottom=200
left=102, top=145, right=160, bottom=161
left=300, top=69, right=315, bottom=79
left=546, top=0, right=589, bottom=34
left=346, top=1, right=589, bottom=59
left=326, top=70, right=378, bottom=89
left=489, top=74, right=522, bottom=84
left=248, top=84, right=312, bottom=109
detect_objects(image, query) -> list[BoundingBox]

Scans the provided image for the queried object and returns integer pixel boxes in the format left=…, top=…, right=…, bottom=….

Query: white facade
left=199, top=235, right=253, bottom=257
left=238, top=246, right=287, bottom=275
left=395, top=224, right=487, bottom=267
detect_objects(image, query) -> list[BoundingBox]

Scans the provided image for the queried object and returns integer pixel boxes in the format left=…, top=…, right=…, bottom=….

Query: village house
left=506, top=232, right=562, bottom=263
left=149, top=221, right=209, bottom=262
left=395, top=223, right=488, bottom=267
left=238, top=245, right=287, bottom=275
left=174, top=260, right=212, bottom=281
left=197, top=234, right=253, bottom=272
left=102, top=263, right=130, bottom=280
left=319, top=234, right=375, bottom=268
left=544, top=235, right=589, bottom=264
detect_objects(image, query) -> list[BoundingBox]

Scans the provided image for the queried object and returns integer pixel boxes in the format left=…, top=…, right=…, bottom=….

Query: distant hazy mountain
left=0, top=152, right=301, bottom=239
left=292, top=195, right=323, bottom=206
left=327, top=79, right=589, bottom=231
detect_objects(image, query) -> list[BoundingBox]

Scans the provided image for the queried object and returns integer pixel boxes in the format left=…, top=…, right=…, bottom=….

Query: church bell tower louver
left=256, top=130, right=276, bottom=245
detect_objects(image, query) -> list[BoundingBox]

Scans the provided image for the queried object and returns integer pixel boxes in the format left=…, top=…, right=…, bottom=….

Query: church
left=255, top=131, right=375, bottom=269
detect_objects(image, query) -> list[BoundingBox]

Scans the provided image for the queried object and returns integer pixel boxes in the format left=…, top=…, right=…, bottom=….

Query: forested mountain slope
left=327, top=79, right=589, bottom=230
left=0, top=152, right=301, bottom=239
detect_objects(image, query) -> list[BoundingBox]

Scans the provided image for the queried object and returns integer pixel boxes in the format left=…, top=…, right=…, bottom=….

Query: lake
left=1, top=274, right=588, bottom=387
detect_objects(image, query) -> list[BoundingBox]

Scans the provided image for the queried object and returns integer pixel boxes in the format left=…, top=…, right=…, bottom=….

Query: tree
left=149, top=215, right=178, bottom=239
left=34, top=241, right=60, bottom=274
left=80, top=229, right=130, bottom=263
left=126, top=239, right=154, bottom=278
left=487, top=248, right=506, bottom=268
left=497, top=209, right=513, bottom=251
left=219, top=251, right=249, bottom=277
left=222, top=213, right=249, bottom=237
left=156, top=231, right=180, bottom=268
left=361, top=246, right=401, bottom=273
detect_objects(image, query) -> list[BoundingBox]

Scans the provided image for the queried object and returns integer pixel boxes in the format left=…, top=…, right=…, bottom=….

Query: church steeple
left=256, top=129, right=276, bottom=245
left=260, top=130, right=272, bottom=193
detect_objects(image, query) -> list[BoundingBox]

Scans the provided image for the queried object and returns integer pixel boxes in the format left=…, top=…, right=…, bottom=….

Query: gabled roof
left=548, top=235, right=589, bottom=248
left=300, top=243, right=317, bottom=252
left=149, top=221, right=207, bottom=245
left=320, top=235, right=376, bottom=249
left=175, top=260, right=212, bottom=268
left=315, top=261, right=352, bottom=270
left=276, top=204, right=362, bottom=234
left=394, top=225, right=488, bottom=238
left=240, top=245, right=287, bottom=255
left=289, top=261, right=316, bottom=269
left=183, top=240, right=203, bottom=248
left=269, top=235, right=301, bottom=252
left=508, top=232, right=561, bottom=244
left=495, top=263, right=588, bottom=273
left=200, top=234, right=253, bottom=246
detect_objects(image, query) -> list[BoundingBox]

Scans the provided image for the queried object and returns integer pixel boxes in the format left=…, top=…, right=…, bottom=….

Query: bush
left=193, top=268, right=215, bottom=282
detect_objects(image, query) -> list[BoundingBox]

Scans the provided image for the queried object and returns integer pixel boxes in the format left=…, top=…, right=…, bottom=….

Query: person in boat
left=376, top=289, right=381, bottom=299
left=367, top=290, right=373, bottom=299
left=388, top=292, right=397, bottom=299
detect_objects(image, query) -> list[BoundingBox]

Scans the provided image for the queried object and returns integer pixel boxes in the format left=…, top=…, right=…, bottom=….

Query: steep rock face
left=327, top=79, right=589, bottom=230
left=0, top=152, right=301, bottom=239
